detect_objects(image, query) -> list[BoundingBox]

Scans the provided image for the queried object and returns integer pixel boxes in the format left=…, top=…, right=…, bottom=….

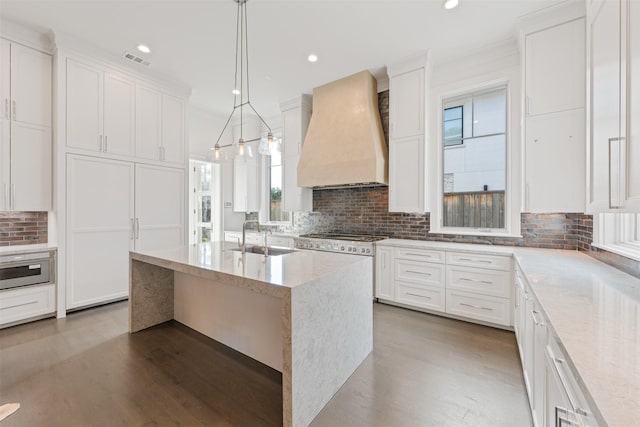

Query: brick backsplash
left=0, top=212, right=48, bottom=246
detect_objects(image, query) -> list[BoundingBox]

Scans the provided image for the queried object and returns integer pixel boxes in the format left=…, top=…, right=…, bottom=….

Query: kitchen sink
left=229, top=246, right=296, bottom=256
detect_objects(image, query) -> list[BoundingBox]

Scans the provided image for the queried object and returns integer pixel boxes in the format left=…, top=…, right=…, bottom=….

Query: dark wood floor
left=0, top=301, right=531, bottom=426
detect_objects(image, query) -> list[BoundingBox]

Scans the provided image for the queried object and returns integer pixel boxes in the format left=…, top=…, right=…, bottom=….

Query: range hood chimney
left=297, top=70, right=388, bottom=188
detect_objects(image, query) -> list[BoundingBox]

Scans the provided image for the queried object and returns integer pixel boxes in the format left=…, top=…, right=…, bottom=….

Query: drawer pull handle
left=405, top=252, right=431, bottom=257
left=459, top=258, right=492, bottom=264
left=406, top=270, right=432, bottom=276
left=460, top=302, right=493, bottom=311
left=460, top=277, right=492, bottom=285
left=3, top=300, right=38, bottom=310
left=406, top=292, right=431, bottom=300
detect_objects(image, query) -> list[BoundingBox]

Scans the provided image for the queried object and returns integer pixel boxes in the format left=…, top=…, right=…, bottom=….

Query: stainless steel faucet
left=241, top=220, right=261, bottom=255
left=263, top=229, right=273, bottom=256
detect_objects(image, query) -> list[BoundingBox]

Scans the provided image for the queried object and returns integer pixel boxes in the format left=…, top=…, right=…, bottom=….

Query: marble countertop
left=131, top=242, right=369, bottom=292
left=0, top=243, right=58, bottom=255
left=376, top=238, right=515, bottom=256
left=513, top=248, right=640, bottom=427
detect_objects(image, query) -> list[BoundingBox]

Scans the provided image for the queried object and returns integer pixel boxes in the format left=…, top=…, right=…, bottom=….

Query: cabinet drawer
left=395, top=247, right=444, bottom=264
left=446, top=290, right=511, bottom=326
left=446, top=251, right=511, bottom=271
left=396, top=282, right=444, bottom=312
left=446, top=265, right=511, bottom=298
left=395, top=259, right=445, bottom=287
left=0, top=283, right=55, bottom=326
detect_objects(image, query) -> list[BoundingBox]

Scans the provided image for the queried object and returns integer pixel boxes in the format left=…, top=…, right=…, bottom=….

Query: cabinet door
left=522, top=295, right=535, bottom=402
left=11, top=122, right=51, bottom=211
left=233, top=156, right=248, bottom=212
left=66, top=155, right=134, bottom=309
left=375, top=246, right=394, bottom=300
left=10, top=43, right=51, bottom=128
left=135, top=85, right=161, bottom=160
left=135, top=164, right=184, bottom=251
left=388, top=135, right=425, bottom=212
left=525, top=109, right=586, bottom=212
left=626, top=0, right=640, bottom=211
left=389, top=69, right=424, bottom=139
left=532, top=309, right=547, bottom=427
left=0, top=40, right=9, bottom=211
left=161, top=93, right=185, bottom=164
left=103, top=73, right=135, bottom=156
left=589, top=0, right=622, bottom=211
left=66, top=58, right=103, bottom=152
left=525, top=18, right=585, bottom=116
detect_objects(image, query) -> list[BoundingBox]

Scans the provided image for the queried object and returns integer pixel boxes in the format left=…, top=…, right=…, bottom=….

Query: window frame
left=188, top=160, right=221, bottom=244
left=430, top=78, right=520, bottom=238
left=593, top=213, right=640, bottom=261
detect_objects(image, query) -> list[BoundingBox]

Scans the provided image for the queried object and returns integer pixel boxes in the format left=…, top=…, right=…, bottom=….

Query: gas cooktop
left=298, top=233, right=387, bottom=242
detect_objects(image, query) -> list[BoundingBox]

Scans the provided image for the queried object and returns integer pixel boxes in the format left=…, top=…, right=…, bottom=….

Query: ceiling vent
left=122, top=52, right=150, bottom=67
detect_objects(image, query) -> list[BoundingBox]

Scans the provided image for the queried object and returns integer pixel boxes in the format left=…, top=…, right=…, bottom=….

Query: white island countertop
left=131, top=241, right=367, bottom=297
left=513, top=248, right=640, bottom=427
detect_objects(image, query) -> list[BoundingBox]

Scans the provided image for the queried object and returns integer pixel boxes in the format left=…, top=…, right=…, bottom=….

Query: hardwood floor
left=0, top=301, right=531, bottom=426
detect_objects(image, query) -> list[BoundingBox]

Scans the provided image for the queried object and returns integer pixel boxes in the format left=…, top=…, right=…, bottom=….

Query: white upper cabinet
left=103, top=73, right=135, bottom=156
left=1, top=39, right=52, bottom=211
left=67, top=59, right=135, bottom=156
left=525, top=18, right=585, bottom=116
left=9, top=43, right=51, bottom=128
left=522, top=11, right=586, bottom=213
left=66, top=55, right=186, bottom=164
left=588, top=0, right=640, bottom=212
left=161, top=93, right=185, bottom=165
left=66, top=58, right=103, bottom=152
left=389, top=69, right=424, bottom=139
left=135, top=85, right=162, bottom=161
left=281, top=96, right=312, bottom=212
left=387, top=54, right=428, bottom=213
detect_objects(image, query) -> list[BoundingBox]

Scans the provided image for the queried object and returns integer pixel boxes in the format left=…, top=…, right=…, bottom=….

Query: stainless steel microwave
left=0, top=251, right=53, bottom=291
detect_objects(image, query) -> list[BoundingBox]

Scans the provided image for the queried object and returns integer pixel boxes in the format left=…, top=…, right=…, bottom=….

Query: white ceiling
left=0, top=0, right=567, bottom=118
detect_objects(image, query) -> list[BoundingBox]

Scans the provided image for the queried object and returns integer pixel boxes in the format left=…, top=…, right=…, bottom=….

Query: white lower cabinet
left=375, top=246, right=394, bottom=301
left=375, top=241, right=512, bottom=327
left=0, top=283, right=55, bottom=326
left=515, top=264, right=598, bottom=427
left=66, top=154, right=184, bottom=310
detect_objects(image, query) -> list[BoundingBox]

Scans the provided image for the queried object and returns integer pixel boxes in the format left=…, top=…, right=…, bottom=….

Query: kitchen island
left=129, top=242, right=372, bottom=427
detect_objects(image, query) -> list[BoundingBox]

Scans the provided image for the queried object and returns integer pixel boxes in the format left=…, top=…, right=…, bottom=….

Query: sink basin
left=229, top=246, right=296, bottom=256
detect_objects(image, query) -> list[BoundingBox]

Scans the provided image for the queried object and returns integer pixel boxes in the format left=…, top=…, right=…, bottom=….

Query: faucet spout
left=241, top=220, right=261, bottom=255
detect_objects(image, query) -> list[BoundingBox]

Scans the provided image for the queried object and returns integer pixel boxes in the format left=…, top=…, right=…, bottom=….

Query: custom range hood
left=297, top=70, right=388, bottom=188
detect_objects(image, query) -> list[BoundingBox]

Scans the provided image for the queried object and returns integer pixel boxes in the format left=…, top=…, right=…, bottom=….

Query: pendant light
left=208, top=0, right=279, bottom=163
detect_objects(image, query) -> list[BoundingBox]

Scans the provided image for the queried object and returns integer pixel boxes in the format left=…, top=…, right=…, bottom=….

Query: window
left=443, top=106, right=463, bottom=146
left=594, top=213, right=640, bottom=261
left=268, top=150, right=289, bottom=222
left=261, top=134, right=291, bottom=224
left=441, top=86, right=507, bottom=230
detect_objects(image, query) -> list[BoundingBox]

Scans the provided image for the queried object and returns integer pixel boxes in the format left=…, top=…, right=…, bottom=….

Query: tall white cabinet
left=0, top=38, right=52, bottom=211
left=60, top=48, right=188, bottom=311
left=588, top=0, right=640, bottom=212
left=521, top=9, right=586, bottom=213
left=66, top=156, right=184, bottom=309
left=387, top=54, right=428, bottom=213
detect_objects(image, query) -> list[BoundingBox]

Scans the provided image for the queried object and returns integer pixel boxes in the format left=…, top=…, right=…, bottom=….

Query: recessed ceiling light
left=137, top=44, right=151, bottom=54
left=442, top=0, right=459, bottom=10
left=232, top=89, right=240, bottom=95
left=307, top=54, right=318, bottom=63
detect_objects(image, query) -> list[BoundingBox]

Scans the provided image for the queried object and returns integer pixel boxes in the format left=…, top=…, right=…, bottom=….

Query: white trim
left=593, top=213, right=640, bottom=261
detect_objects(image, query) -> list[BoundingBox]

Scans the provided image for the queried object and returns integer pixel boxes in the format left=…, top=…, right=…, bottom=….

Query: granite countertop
left=0, top=243, right=58, bottom=256
left=514, top=248, right=640, bottom=427
left=131, top=242, right=368, bottom=292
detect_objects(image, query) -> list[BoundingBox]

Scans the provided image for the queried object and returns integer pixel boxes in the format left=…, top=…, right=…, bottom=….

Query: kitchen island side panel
left=290, top=257, right=373, bottom=427
left=129, top=259, right=174, bottom=332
